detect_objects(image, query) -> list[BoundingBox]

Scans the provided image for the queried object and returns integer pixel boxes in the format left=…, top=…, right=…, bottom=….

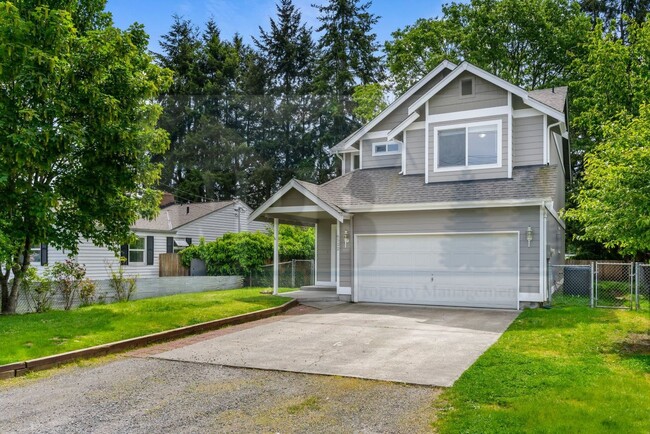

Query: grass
left=434, top=306, right=650, bottom=433
left=0, top=287, right=293, bottom=365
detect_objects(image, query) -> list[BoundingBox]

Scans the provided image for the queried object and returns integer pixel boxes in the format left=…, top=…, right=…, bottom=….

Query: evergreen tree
left=156, top=16, right=202, bottom=190
left=313, top=0, right=384, bottom=181
left=254, top=0, right=316, bottom=186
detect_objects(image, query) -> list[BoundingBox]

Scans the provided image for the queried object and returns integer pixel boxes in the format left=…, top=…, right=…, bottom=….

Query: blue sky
left=105, top=0, right=456, bottom=54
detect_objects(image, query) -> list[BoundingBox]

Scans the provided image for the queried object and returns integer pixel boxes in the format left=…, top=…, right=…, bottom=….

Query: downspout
left=546, top=121, right=561, bottom=165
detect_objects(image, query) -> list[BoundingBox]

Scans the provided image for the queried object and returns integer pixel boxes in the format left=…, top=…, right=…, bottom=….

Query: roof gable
left=329, top=60, right=456, bottom=153
left=408, top=62, right=566, bottom=121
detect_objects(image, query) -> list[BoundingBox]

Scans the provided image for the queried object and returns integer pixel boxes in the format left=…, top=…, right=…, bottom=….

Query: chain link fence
left=548, top=264, right=593, bottom=307
left=595, top=263, right=634, bottom=309
left=635, top=264, right=650, bottom=311
left=549, top=262, right=648, bottom=311
left=249, top=259, right=314, bottom=289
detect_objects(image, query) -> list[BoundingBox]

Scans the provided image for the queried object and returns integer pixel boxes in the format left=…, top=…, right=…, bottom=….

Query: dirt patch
left=619, top=333, right=650, bottom=355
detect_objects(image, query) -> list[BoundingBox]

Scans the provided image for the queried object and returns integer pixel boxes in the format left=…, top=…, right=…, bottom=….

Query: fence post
left=634, top=262, right=641, bottom=310
left=589, top=262, right=596, bottom=308
left=291, top=259, right=296, bottom=288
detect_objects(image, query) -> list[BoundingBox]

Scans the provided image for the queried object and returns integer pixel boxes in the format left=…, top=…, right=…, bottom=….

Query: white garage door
left=356, top=233, right=519, bottom=309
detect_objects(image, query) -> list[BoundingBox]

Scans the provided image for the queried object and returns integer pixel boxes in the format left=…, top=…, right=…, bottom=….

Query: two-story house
left=250, top=61, right=569, bottom=309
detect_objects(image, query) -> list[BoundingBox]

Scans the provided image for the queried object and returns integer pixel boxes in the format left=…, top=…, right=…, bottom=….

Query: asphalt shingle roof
left=297, top=165, right=558, bottom=210
left=529, top=86, right=567, bottom=113
left=133, top=201, right=235, bottom=231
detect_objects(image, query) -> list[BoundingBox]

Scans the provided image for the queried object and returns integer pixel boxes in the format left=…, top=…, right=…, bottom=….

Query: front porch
left=249, top=180, right=353, bottom=299
left=279, top=285, right=347, bottom=308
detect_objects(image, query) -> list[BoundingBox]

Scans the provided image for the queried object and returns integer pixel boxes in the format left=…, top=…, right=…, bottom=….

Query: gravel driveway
left=0, top=357, right=440, bottom=433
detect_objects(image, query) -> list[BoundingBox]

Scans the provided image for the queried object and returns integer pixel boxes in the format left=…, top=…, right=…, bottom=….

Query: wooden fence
left=159, top=253, right=189, bottom=277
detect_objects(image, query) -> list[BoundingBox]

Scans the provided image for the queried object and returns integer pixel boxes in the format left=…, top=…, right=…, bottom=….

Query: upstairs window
left=460, top=77, right=474, bottom=97
left=435, top=121, right=501, bottom=171
left=372, top=141, right=401, bottom=156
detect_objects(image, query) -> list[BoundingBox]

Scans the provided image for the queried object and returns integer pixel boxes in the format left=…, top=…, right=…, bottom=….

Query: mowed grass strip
left=434, top=307, right=650, bottom=434
left=0, top=288, right=291, bottom=365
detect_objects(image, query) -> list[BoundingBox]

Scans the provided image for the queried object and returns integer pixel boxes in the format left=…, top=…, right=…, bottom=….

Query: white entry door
left=356, top=233, right=519, bottom=309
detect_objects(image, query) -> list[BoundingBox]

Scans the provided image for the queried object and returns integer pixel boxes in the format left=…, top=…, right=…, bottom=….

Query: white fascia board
left=248, top=180, right=344, bottom=223
left=361, top=130, right=391, bottom=140
left=388, top=112, right=420, bottom=141
left=426, top=106, right=509, bottom=123
left=337, top=148, right=360, bottom=154
left=330, top=60, right=456, bottom=152
left=344, top=198, right=550, bottom=213
left=512, top=108, right=544, bottom=118
left=408, top=61, right=566, bottom=123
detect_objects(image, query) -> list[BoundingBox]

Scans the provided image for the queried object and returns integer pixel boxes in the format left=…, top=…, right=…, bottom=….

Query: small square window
left=461, top=78, right=474, bottom=96
left=128, top=237, right=146, bottom=264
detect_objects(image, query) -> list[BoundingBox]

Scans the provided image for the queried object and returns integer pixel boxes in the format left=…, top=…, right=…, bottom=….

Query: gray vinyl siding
left=428, top=115, right=509, bottom=183
left=343, top=153, right=352, bottom=174
left=339, top=219, right=352, bottom=287
left=546, top=211, right=565, bottom=269
left=373, top=71, right=446, bottom=132
left=361, top=137, right=402, bottom=169
left=428, top=72, right=508, bottom=115
left=405, top=128, right=425, bottom=174
left=513, top=115, right=544, bottom=166
left=351, top=207, right=541, bottom=294
left=275, top=189, right=316, bottom=207
left=548, top=124, right=566, bottom=211
left=316, top=220, right=334, bottom=282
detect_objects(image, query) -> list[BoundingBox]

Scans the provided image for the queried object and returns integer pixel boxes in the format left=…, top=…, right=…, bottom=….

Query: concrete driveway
left=154, top=303, right=519, bottom=386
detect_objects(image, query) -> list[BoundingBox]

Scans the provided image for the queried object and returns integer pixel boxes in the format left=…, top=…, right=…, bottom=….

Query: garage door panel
left=357, top=233, right=518, bottom=309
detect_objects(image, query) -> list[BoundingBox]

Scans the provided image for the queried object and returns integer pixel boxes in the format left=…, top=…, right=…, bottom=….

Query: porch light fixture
left=343, top=230, right=350, bottom=249
left=526, top=226, right=533, bottom=247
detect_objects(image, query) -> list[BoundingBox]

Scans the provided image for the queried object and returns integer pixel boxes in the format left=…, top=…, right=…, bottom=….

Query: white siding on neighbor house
left=176, top=202, right=268, bottom=241
left=75, top=232, right=168, bottom=280
left=351, top=207, right=541, bottom=294
left=428, top=72, right=508, bottom=115
left=428, top=115, right=509, bottom=183
left=405, top=128, right=425, bottom=174
left=361, top=137, right=402, bottom=170
left=513, top=115, right=544, bottom=167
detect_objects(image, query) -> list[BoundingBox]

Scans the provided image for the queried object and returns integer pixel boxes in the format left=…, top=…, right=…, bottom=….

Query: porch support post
left=273, top=218, right=279, bottom=295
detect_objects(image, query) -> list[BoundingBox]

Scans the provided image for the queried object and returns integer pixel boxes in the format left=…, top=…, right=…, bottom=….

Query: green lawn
left=0, top=287, right=292, bottom=365
left=434, top=306, right=650, bottom=433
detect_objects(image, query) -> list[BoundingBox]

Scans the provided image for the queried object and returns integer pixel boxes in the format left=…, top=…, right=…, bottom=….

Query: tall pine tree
left=313, top=0, right=384, bottom=181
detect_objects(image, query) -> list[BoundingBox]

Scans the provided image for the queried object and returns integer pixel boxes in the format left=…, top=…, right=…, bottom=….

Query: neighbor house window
left=173, top=238, right=189, bottom=253
left=128, top=237, right=146, bottom=264
left=372, top=141, right=401, bottom=156
left=29, top=246, right=41, bottom=264
left=435, top=121, right=501, bottom=170
left=460, top=77, right=474, bottom=97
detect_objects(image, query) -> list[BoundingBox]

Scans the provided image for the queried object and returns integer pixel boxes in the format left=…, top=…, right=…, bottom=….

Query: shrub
left=20, top=267, right=55, bottom=313
left=47, top=260, right=89, bottom=310
left=78, top=278, right=97, bottom=306
left=107, top=260, right=137, bottom=302
left=179, top=226, right=315, bottom=276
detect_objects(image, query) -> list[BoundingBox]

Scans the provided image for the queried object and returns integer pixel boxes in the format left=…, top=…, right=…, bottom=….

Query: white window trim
left=128, top=237, right=146, bottom=265
left=371, top=141, right=402, bottom=156
left=459, top=76, right=475, bottom=99
left=433, top=119, right=502, bottom=173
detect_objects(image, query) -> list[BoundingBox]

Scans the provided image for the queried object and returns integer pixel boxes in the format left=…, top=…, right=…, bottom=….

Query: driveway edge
left=0, top=298, right=299, bottom=379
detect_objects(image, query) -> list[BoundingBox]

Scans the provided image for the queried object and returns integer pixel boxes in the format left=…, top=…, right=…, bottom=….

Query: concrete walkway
left=153, top=303, right=519, bottom=387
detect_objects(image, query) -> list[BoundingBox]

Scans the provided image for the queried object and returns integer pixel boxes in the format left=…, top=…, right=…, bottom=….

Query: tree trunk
left=0, top=239, right=31, bottom=315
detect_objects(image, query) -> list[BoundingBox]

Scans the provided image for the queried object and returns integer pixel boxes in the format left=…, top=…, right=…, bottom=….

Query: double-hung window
left=128, top=237, right=146, bottom=265
left=435, top=120, right=501, bottom=171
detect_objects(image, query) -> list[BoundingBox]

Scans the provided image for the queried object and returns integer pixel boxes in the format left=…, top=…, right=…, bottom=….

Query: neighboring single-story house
left=32, top=199, right=266, bottom=280
left=250, top=60, right=568, bottom=310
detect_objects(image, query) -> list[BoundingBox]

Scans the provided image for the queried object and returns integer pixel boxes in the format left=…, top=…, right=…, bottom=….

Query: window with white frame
left=128, top=237, right=146, bottom=264
left=435, top=121, right=501, bottom=170
left=29, top=246, right=41, bottom=264
left=372, top=141, right=401, bottom=156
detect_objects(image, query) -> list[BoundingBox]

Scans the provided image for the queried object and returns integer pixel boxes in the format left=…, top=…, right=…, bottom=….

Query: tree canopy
left=0, top=0, right=171, bottom=313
